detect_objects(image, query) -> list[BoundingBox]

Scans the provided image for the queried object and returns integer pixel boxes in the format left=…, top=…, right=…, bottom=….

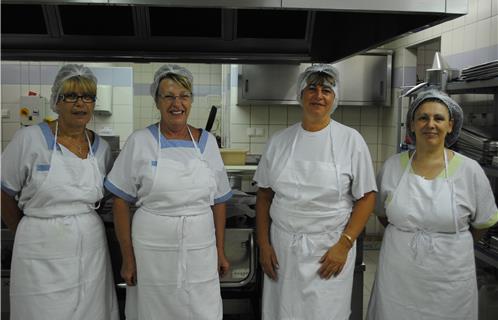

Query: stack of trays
left=455, top=126, right=498, bottom=166
left=460, top=60, right=498, bottom=81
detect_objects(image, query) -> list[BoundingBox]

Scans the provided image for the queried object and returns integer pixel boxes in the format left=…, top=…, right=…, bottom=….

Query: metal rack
left=447, top=78, right=498, bottom=178
left=446, top=77, right=498, bottom=270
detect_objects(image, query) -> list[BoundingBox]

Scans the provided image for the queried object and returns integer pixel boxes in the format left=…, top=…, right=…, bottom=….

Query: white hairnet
left=406, top=88, right=463, bottom=147
left=50, top=64, right=97, bottom=112
left=150, top=64, right=194, bottom=98
left=296, top=64, right=340, bottom=113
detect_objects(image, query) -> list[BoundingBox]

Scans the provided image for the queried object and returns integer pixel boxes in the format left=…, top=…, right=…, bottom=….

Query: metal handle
left=245, top=79, right=249, bottom=93
left=379, top=80, right=384, bottom=97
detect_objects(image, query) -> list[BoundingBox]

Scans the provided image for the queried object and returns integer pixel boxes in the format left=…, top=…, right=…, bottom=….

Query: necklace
left=58, top=133, right=89, bottom=157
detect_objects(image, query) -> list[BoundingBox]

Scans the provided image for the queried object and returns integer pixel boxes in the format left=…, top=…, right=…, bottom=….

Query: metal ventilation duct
left=1, top=0, right=467, bottom=63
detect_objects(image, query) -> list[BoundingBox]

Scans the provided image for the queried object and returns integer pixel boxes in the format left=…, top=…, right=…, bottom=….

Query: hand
left=121, top=256, right=137, bottom=286
left=259, top=244, right=279, bottom=280
left=318, top=240, right=350, bottom=279
left=218, top=251, right=230, bottom=277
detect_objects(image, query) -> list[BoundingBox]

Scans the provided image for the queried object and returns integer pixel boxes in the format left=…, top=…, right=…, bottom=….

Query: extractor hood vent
left=237, top=9, right=308, bottom=39
left=59, top=5, right=134, bottom=36
left=1, top=1, right=467, bottom=63
left=149, top=7, right=222, bottom=38
left=2, top=4, right=47, bottom=35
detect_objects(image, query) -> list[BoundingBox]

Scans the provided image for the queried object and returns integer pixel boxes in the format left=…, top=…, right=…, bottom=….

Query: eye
left=82, top=94, right=96, bottom=102
left=66, top=93, right=78, bottom=99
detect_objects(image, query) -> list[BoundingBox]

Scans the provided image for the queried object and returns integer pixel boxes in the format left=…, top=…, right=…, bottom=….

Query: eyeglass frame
left=156, top=92, right=193, bottom=104
left=57, top=93, right=97, bottom=104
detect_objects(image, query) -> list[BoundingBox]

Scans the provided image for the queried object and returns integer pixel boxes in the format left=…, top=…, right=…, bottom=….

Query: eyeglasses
left=157, top=93, right=192, bottom=104
left=58, top=93, right=96, bottom=103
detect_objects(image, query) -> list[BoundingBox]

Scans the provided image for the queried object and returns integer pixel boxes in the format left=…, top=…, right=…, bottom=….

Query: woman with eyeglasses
left=1, top=64, right=119, bottom=320
left=105, top=64, right=232, bottom=319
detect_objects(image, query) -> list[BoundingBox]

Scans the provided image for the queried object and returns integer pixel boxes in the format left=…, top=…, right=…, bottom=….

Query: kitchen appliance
left=222, top=215, right=261, bottom=319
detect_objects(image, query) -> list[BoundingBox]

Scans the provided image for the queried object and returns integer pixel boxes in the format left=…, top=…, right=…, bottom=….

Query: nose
left=313, top=87, right=325, bottom=99
left=172, top=96, right=182, bottom=106
left=427, top=117, right=436, bottom=127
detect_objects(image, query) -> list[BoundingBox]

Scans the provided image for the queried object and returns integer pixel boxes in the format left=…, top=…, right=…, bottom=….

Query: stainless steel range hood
left=1, top=0, right=467, bottom=63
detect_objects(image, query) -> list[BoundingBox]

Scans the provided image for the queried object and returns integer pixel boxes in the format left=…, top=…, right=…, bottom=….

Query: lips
left=169, top=109, right=185, bottom=115
left=72, top=110, right=88, bottom=116
left=423, top=132, right=438, bottom=137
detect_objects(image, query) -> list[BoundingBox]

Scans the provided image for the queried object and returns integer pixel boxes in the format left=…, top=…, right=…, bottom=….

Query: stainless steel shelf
left=446, top=78, right=498, bottom=94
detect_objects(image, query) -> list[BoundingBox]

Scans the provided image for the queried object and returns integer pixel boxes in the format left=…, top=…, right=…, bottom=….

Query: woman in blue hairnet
left=1, top=64, right=119, bottom=320
left=105, top=64, right=232, bottom=319
left=254, top=64, right=377, bottom=319
left=367, top=89, right=498, bottom=320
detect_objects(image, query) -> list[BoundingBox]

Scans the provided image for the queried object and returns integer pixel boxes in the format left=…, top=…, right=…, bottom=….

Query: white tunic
left=254, top=121, right=377, bottom=320
left=367, top=151, right=498, bottom=320
left=105, top=124, right=232, bottom=320
left=1, top=122, right=118, bottom=320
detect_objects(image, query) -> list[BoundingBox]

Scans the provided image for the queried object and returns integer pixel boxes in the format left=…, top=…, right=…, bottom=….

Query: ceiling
left=1, top=1, right=466, bottom=63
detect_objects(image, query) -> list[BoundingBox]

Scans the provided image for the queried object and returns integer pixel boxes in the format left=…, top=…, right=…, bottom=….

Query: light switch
left=255, top=127, right=265, bottom=136
left=246, top=127, right=257, bottom=136
left=1, top=109, right=10, bottom=118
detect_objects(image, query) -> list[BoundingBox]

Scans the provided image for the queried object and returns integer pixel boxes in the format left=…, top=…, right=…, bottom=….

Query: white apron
left=367, top=150, right=477, bottom=320
left=10, top=122, right=119, bottom=320
left=126, top=125, right=222, bottom=320
left=263, top=123, right=357, bottom=320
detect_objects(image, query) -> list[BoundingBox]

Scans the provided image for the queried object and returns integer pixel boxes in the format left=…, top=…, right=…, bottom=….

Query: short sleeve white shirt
left=376, top=151, right=498, bottom=229
left=105, top=124, right=232, bottom=206
left=1, top=122, right=112, bottom=210
left=254, top=120, right=377, bottom=203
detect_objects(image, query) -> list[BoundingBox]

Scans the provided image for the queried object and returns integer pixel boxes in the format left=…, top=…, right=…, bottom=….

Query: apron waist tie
left=273, top=223, right=340, bottom=257
left=177, top=216, right=187, bottom=289
left=290, top=233, right=315, bottom=257
left=409, top=229, right=435, bottom=263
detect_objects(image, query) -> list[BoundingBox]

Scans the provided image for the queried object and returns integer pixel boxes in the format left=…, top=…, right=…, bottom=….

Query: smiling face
left=156, top=78, right=192, bottom=130
left=301, top=82, right=335, bottom=124
left=55, top=77, right=96, bottom=128
left=411, top=100, right=454, bottom=148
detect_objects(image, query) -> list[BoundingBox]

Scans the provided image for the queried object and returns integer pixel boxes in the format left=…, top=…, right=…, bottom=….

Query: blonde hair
left=58, top=76, right=97, bottom=99
left=155, top=73, right=193, bottom=102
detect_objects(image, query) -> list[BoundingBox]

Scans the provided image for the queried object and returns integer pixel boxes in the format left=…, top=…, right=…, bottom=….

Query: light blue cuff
left=214, top=190, right=233, bottom=204
left=104, top=179, right=137, bottom=204
left=1, top=181, right=18, bottom=197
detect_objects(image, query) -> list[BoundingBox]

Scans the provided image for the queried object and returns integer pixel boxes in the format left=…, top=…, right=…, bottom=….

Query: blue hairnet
left=296, top=64, right=340, bottom=113
left=50, top=64, right=97, bottom=112
left=150, top=64, right=194, bottom=99
left=406, top=88, right=463, bottom=147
